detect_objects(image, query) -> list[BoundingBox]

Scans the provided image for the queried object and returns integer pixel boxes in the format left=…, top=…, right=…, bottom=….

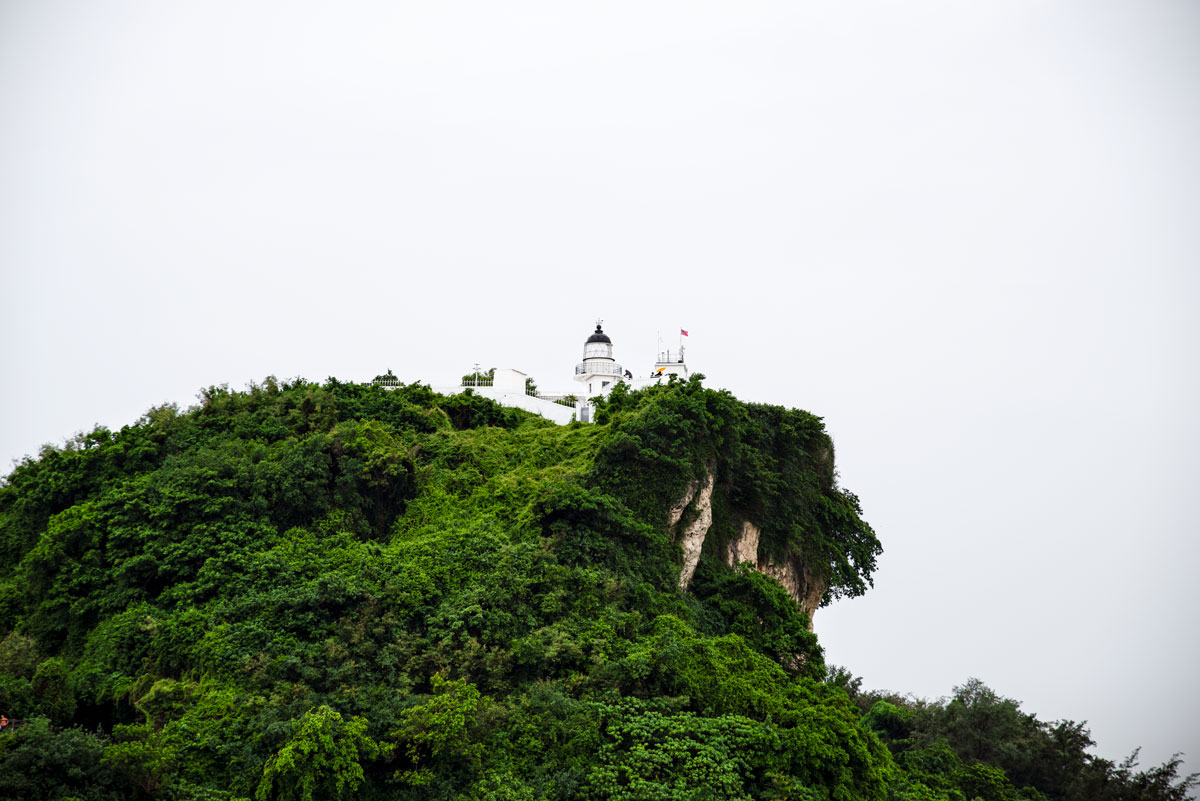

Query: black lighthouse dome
left=585, top=324, right=612, bottom=345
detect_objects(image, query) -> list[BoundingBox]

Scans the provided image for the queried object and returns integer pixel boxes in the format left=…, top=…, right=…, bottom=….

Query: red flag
left=680, top=329, right=689, bottom=336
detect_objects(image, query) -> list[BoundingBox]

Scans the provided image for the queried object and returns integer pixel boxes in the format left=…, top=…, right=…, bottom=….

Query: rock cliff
left=670, top=470, right=828, bottom=629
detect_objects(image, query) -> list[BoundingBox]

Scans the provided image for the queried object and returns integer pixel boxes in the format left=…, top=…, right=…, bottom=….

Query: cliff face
left=669, top=471, right=713, bottom=592
left=670, top=469, right=828, bottom=629
left=590, top=377, right=879, bottom=624
left=725, top=520, right=827, bottom=627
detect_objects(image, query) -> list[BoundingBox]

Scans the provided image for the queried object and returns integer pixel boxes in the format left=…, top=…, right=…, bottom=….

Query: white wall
left=430, top=385, right=577, bottom=425
left=492, top=368, right=527, bottom=393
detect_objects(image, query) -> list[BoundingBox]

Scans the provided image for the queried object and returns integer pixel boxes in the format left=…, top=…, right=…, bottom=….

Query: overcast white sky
left=3, top=0, right=1198, bottom=774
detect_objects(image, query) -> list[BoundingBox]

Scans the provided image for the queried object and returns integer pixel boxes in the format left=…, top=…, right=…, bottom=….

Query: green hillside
left=0, top=376, right=1193, bottom=800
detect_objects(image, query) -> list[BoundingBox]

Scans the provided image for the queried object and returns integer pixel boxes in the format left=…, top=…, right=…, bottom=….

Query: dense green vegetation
left=0, top=376, right=1193, bottom=800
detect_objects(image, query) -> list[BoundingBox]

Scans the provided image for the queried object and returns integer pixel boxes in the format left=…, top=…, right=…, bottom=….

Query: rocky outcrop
left=669, top=476, right=826, bottom=628
left=674, top=471, right=714, bottom=590
left=723, top=518, right=759, bottom=567
left=722, top=520, right=827, bottom=630
left=667, top=478, right=701, bottom=529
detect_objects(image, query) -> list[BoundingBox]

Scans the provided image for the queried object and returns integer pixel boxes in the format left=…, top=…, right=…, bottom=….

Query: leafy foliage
left=852, top=676, right=1198, bottom=801
left=0, top=717, right=126, bottom=800
left=256, top=705, right=380, bottom=801
left=0, top=375, right=1190, bottom=800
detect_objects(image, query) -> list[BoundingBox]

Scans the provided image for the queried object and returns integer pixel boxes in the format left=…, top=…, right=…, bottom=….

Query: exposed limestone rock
left=724, top=519, right=760, bottom=567
left=674, top=471, right=714, bottom=590
left=796, top=562, right=827, bottom=626
left=722, top=519, right=827, bottom=630
left=671, top=478, right=828, bottom=628
left=667, top=478, right=700, bottom=529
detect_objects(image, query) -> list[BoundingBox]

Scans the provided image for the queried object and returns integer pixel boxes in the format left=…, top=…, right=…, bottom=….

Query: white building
left=575, top=321, right=691, bottom=396
left=575, top=323, right=627, bottom=398
left=400, top=322, right=690, bottom=425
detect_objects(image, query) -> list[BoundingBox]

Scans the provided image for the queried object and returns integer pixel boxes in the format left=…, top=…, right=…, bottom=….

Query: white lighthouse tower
left=574, top=321, right=628, bottom=398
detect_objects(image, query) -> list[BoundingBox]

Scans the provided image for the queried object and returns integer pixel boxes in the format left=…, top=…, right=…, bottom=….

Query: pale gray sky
left=3, top=0, right=1198, bottom=773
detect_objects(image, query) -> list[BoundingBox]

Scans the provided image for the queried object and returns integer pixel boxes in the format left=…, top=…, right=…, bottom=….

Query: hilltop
left=0, top=376, right=1193, bottom=800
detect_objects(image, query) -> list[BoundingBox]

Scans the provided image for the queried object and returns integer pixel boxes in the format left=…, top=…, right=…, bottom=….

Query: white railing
left=575, top=362, right=625, bottom=376
left=656, top=350, right=685, bottom=364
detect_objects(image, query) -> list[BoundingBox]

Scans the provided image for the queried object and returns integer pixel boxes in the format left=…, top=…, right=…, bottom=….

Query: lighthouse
left=574, top=321, right=628, bottom=398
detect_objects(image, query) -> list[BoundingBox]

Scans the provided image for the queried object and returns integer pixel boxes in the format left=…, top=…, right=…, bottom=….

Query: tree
left=391, top=674, right=484, bottom=787
left=103, top=723, right=178, bottom=797
left=0, top=718, right=128, bottom=800
left=256, top=706, right=380, bottom=801
left=31, top=657, right=75, bottom=721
